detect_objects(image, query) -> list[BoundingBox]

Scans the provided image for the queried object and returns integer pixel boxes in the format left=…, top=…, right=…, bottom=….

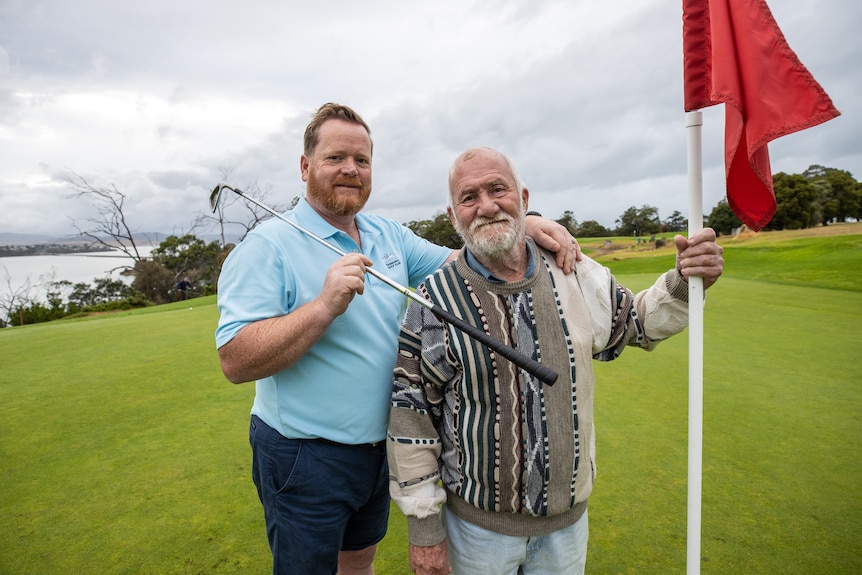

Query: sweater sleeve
left=564, top=252, right=688, bottom=361
left=584, top=260, right=689, bottom=361
left=387, top=301, right=450, bottom=547
left=634, top=269, right=690, bottom=346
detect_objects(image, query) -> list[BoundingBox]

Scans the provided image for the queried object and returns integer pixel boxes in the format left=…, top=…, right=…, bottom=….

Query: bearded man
left=387, top=147, right=724, bottom=575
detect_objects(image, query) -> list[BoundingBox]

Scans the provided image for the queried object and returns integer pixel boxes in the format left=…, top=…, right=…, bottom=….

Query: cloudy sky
left=1, top=0, right=859, bottom=239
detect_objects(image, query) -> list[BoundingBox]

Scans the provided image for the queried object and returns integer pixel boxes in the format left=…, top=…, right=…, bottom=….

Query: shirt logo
left=382, top=252, right=402, bottom=269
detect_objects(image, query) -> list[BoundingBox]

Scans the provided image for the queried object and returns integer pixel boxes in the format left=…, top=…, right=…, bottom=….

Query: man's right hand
left=316, top=253, right=371, bottom=318
left=409, top=541, right=451, bottom=575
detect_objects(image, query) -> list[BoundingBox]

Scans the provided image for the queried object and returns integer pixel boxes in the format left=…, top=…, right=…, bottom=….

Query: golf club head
left=210, top=184, right=227, bottom=213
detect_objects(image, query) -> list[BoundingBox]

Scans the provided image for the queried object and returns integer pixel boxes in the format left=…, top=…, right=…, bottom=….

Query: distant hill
left=0, top=231, right=240, bottom=248
left=0, top=233, right=81, bottom=245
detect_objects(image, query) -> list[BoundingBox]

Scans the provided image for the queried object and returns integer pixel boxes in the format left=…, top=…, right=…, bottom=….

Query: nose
left=340, top=157, right=359, bottom=176
left=475, top=190, right=500, bottom=217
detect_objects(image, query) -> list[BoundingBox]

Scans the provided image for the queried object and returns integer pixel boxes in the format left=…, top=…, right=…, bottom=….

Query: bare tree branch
left=197, top=174, right=291, bottom=245
left=0, top=264, right=38, bottom=326
left=66, top=172, right=146, bottom=261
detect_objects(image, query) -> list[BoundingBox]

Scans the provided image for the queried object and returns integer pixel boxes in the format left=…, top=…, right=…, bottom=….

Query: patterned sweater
left=387, top=241, right=690, bottom=546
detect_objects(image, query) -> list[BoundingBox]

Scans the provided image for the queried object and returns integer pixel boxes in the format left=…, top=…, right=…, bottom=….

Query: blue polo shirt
left=216, top=198, right=450, bottom=444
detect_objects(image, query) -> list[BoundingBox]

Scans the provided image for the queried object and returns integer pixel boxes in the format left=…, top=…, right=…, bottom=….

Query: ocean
left=0, top=247, right=156, bottom=304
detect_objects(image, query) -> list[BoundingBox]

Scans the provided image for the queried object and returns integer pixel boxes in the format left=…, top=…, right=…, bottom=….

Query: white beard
left=457, top=209, right=526, bottom=262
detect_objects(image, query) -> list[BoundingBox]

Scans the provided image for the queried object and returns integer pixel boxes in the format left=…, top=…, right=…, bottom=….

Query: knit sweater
left=387, top=241, right=689, bottom=546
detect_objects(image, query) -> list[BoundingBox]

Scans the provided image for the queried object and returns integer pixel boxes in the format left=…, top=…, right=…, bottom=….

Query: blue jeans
left=443, top=506, right=589, bottom=575
left=249, top=415, right=390, bottom=575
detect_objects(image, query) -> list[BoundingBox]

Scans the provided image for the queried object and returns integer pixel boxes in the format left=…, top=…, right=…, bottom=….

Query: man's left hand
left=525, top=215, right=582, bottom=273
left=674, top=228, right=724, bottom=289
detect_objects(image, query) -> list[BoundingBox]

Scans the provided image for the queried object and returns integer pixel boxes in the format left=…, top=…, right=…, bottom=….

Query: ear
left=522, top=187, right=530, bottom=211
left=300, top=154, right=310, bottom=182
left=447, top=206, right=457, bottom=227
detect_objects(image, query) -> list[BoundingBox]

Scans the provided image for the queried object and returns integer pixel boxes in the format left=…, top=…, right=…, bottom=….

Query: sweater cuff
left=407, top=514, right=446, bottom=547
left=665, top=269, right=690, bottom=302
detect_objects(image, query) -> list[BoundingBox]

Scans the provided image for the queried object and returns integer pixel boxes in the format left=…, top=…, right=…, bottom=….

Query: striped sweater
left=387, top=240, right=690, bottom=546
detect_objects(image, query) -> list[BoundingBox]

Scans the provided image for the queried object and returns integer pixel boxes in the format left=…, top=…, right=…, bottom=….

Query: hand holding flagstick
left=674, top=228, right=724, bottom=290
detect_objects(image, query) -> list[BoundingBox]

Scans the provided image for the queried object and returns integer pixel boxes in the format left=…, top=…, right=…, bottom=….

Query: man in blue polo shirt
left=215, top=103, right=579, bottom=575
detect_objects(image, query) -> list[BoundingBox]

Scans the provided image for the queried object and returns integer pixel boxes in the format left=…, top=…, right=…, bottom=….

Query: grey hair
left=446, top=147, right=526, bottom=209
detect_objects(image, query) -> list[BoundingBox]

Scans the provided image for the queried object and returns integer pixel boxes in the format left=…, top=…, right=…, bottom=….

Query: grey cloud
left=0, top=0, right=859, bottom=235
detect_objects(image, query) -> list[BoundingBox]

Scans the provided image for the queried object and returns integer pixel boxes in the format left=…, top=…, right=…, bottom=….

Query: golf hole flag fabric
left=682, top=0, right=840, bottom=231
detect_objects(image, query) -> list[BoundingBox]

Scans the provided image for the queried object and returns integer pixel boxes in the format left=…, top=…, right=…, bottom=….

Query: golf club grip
left=429, top=304, right=558, bottom=386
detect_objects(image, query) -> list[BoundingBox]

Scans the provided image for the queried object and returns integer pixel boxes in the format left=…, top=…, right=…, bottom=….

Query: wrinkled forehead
left=449, top=151, right=514, bottom=192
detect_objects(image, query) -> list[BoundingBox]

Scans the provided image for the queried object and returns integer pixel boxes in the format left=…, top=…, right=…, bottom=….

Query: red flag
left=682, top=0, right=840, bottom=231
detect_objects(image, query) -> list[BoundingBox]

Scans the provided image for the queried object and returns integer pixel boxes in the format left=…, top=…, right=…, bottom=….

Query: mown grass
left=1, top=226, right=860, bottom=574
left=597, top=224, right=862, bottom=292
left=0, top=302, right=268, bottom=574
left=589, top=275, right=861, bottom=573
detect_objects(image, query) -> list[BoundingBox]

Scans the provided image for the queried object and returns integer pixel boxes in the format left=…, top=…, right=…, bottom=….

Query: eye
left=459, top=192, right=477, bottom=206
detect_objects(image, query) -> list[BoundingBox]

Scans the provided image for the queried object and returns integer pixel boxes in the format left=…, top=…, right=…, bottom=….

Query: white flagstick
left=685, top=110, right=705, bottom=575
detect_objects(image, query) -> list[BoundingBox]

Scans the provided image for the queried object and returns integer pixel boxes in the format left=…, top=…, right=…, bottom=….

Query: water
left=0, top=247, right=155, bottom=303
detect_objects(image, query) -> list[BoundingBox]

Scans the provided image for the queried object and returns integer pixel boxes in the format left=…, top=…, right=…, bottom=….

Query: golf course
left=2, top=224, right=860, bottom=574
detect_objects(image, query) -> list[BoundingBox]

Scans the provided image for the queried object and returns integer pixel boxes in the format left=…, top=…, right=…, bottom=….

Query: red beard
left=306, top=176, right=371, bottom=217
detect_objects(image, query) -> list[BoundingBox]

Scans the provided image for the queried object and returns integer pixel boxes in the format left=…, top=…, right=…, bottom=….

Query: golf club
left=210, top=183, right=558, bottom=385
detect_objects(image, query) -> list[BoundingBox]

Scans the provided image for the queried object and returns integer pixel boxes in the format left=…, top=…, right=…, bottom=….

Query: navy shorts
left=249, top=415, right=390, bottom=575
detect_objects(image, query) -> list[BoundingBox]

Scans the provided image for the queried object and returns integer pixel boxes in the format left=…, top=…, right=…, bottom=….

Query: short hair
left=303, top=103, right=372, bottom=156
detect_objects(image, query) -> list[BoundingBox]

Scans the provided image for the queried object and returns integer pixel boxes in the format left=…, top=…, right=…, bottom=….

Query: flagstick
left=685, top=110, right=704, bottom=575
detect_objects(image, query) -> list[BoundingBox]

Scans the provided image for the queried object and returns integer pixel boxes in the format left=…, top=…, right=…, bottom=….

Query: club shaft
left=425, top=304, right=558, bottom=385
left=216, top=185, right=557, bottom=385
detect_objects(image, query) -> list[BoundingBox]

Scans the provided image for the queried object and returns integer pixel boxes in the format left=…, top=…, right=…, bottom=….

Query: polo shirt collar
left=292, top=197, right=342, bottom=241
left=291, top=197, right=381, bottom=251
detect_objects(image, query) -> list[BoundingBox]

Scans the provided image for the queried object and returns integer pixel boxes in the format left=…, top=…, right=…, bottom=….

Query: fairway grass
left=1, top=230, right=860, bottom=573
left=589, top=276, right=861, bottom=574
left=1, top=302, right=272, bottom=574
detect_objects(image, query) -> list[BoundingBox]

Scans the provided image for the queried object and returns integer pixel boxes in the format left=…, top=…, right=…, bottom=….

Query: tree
left=577, top=220, right=612, bottom=238
left=615, top=205, right=661, bottom=237
left=555, top=211, right=579, bottom=236
left=12, top=280, right=69, bottom=325
left=67, top=277, right=135, bottom=308
left=765, top=172, right=819, bottom=230
left=802, top=165, right=861, bottom=225
left=151, top=234, right=223, bottom=289
left=0, top=265, right=38, bottom=326
left=706, top=199, right=743, bottom=236
left=68, top=281, right=100, bottom=308
left=406, top=213, right=463, bottom=249
left=67, top=173, right=147, bottom=263
left=131, top=260, right=177, bottom=305
left=662, top=210, right=688, bottom=233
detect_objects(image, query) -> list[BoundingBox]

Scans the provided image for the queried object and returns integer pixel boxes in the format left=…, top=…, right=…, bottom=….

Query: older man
left=387, top=147, right=724, bottom=575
